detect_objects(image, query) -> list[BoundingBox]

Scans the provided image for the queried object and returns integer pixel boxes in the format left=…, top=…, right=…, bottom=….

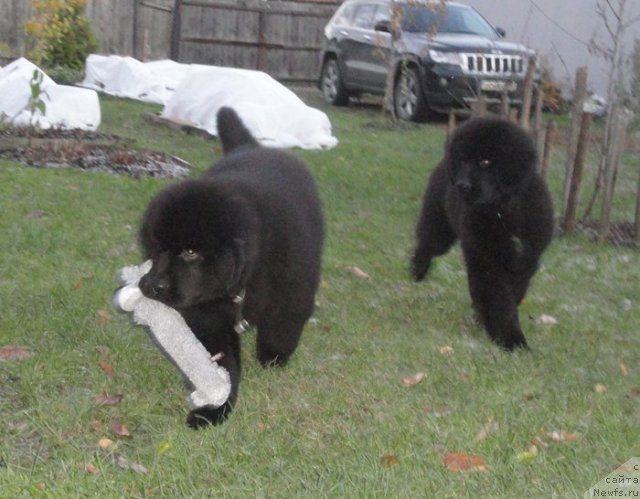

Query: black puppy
left=411, top=117, right=554, bottom=350
left=139, top=107, right=325, bottom=427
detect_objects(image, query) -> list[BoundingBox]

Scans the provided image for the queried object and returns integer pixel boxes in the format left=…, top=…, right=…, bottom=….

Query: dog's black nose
left=455, top=179, right=472, bottom=194
left=140, top=274, right=170, bottom=299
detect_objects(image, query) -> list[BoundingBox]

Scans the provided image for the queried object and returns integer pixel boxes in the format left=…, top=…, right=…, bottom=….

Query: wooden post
left=447, top=110, right=456, bottom=136
left=471, top=93, right=487, bottom=116
left=540, top=120, right=556, bottom=180
left=170, top=0, right=183, bottom=61
left=597, top=107, right=628, bottom=243
left=562, top=67, right=588, bottom=213
left=561, top=112, right=592, bottom=233
left=519, top=56, right=536, bottom=129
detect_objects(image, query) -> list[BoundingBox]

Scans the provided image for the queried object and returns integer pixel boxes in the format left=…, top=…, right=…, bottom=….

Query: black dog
left=411, top=117, right=554, bottom=350
left=139, top=107, right=325, bottom=427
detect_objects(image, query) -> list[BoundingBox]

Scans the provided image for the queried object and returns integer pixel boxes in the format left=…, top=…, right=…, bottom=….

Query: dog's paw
left=186, top=402, right=232, bottom=429
left=496, top=334, right=529, bottom=352
left=410, top=255, right=432, bottom=281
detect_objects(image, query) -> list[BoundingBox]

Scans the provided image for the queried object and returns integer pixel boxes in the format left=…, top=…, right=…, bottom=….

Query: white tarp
left=0, top=58, right=100, bottom=131
left=81, top=54, right=337, bottom=150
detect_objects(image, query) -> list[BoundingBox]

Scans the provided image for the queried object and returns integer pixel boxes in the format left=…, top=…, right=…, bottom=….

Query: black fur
left=139, top=107, right=324, bottom=427
left=411, top=117, right=554, bottom=350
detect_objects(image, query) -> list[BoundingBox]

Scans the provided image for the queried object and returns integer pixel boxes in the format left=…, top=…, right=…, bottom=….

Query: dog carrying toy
left=113, top=261, right=231, bottom=409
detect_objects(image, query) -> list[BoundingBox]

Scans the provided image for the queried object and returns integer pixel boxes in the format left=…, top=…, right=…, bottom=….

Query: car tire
left=321, top=58, right=349, bottom=106
left=393, top=66, right=428, bottom=122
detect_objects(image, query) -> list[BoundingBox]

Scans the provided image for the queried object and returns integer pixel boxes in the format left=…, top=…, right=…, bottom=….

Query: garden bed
left=0, top=128, right=191, bottom=178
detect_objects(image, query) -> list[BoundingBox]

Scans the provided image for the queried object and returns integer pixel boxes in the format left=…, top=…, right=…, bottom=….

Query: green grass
left=0, top=92, right=638, bottom=498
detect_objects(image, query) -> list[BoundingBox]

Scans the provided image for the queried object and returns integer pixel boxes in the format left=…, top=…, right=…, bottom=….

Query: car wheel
left=321, top=58, right=349, bottom=106
left=394, top=66, right=428, bottom=122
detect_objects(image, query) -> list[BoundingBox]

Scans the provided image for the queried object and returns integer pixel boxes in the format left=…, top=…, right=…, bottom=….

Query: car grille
left=462, top=53, right=525, bottom=75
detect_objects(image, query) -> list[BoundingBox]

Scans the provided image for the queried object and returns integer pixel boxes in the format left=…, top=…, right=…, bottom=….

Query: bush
left=25, top=0, right=98, bottom=71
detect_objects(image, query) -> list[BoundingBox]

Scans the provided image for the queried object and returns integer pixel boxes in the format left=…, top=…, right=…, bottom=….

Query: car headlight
left=428, top=50, right=463, bottom=66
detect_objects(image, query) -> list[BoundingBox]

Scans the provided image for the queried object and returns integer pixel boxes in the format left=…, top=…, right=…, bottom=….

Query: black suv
left=319, top=0, right=535, bottom=121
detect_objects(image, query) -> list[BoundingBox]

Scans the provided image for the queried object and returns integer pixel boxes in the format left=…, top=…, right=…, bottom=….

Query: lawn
left=0, top=92, right=638, bottom=498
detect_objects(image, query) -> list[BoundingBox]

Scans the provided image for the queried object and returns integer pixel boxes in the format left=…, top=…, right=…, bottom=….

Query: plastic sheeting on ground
left=80, top=54, right=337, bottom=150
left=0, top=58, right=100, bottom=131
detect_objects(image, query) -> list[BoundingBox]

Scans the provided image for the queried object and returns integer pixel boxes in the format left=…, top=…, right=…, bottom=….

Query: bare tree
left=583, top=0, right=640, bottom=239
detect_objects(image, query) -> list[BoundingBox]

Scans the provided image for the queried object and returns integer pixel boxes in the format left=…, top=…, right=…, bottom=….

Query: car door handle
left=362, top=35, right=372, bottom=41
left=340, top=30, right=349, bottom=36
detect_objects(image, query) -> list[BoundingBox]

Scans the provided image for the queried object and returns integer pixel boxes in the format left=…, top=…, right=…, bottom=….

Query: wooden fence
left=0, top=0, right=340, bottom=83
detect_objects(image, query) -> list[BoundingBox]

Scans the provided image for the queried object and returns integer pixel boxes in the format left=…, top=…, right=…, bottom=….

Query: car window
left=400, top=4, right=497, bottom=38
left=333, top=3, right=356, bottom=27
left=353, top=4, right=377, bottom=29
left=374, top=5, right=391, bottom=25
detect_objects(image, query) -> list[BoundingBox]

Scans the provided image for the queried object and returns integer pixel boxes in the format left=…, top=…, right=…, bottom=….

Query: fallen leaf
left=619, top=360, right=629, bottom=377
left=345, top=265, right=371, bottom=279
left=443, top=452, right=487, bottom=472
left=536, top=314, right=558, bottom=325
left=530, top=436, right=548, bottom=449
left=98, top=361, right=115, bottom=379
left=113, top=453, right=130, bottom=470
left=95, top=345, right=110, bottom=357
left=439, top=345, right=454, bottom=355
left=546, top=430, right=580, bottom=442
left=521, top=392, right=537, bottom=401
left=94, top=392, right=123, bottom=406
left=380, top=454, right=399, bottom=468
left=403, top=372, right=425, bottom=386
left=35, top=482, right=46, bottom=491
left=627, top=388, right=640, bottom=399
left=96, top=309, right=112, bottom=325
left=85, top=463, right=100, bottom=475
left=156, top=442, right=171, bottom=454
left=26, top=210, right=45, bottom=219
left=474, top=417, right=498, bottom=443
left=0, top=346, right=32, bottom=361
left=111, top=418, right=132, bottom=438
left=98, top=438, right=115, bottom=449
left=88, top=420, right=104, bottom=431
left=594, top=383, right=607, bottom=394
left=130, top=462, right=149, bottom=474
left=516, top=444, right=538, bottom=463
left=425, top=406, right=452, bottom=418
left=320, top=280, right=330, bottom=289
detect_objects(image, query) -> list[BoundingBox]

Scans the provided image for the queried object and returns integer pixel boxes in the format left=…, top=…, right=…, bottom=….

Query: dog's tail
left=216, top=107, right=259, bottom=155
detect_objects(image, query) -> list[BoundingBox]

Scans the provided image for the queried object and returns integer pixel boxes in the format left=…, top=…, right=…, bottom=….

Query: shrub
left=25, top=0, right=98, bottom=71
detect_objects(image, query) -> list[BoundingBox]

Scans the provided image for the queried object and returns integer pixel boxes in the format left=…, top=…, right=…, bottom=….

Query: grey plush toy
left=113, top=260, right=231, bottom=409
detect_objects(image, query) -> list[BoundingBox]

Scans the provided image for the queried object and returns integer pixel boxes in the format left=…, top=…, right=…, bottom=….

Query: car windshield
left=399, top=4, right=497, bottom=38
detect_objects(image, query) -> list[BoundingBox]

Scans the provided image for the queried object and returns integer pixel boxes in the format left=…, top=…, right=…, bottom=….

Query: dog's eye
left=478, top=159, right=492, bottom=168
left=180, top=249, right=199, bottom=261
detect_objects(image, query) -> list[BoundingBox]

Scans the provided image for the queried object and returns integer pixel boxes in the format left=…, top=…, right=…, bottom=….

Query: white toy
left=113, top=260, right=231, bottom=409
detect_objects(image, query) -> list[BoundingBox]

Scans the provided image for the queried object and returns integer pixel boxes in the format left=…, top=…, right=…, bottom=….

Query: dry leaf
left=546, top=430, right=580, bottom=442
left=530, top=436, right=548, bottom=449
left=536, top=314, right=558, bottom=325
left=474, top=417, right=498, bottom=443
left=443, top=452, right=487, bottom=472
left=130, top=462, right=149, bottom=474
left=0, top=346, right=32, bottom=361
left=88, top=420, right=104, bottom=431
left=111, top=418, right=132, bottom=438
left=345, top=265, right=371, bottom=279
left=425, top=406, right=452, bottom=418
left=95, top=345, right=110, bottom=356
left=96, top=309, right=112, bottom=325
left=380, top=454, right=399, bottom=468
left=619, top=360, right=629, bottom=377
left=113, top=453, right=130, bottom=470
left=439, top=345, right=454, bottom=355
left=98, top=438, right=115, bottom=449
left=98, top=361, right=115, bottom=379
left=627, top=388, right=640, bottom=399
left=594, top=383, right=607, bottom=394
left=403, top=372, right=425, bottom=386
left=94, top=392, right=123, bottom=407
left=521, top=392, right=537, bottom=401
left=85, top=463, right=100, bottom=475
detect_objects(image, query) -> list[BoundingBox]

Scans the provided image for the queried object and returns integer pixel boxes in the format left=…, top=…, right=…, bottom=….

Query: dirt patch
left=0, top=128, right=191, bottom=179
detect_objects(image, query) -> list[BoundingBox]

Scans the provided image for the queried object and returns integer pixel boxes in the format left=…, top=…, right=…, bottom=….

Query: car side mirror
left=374, top=19, right=392, bottom=33
left=496, top=27, right=506, bottom=37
